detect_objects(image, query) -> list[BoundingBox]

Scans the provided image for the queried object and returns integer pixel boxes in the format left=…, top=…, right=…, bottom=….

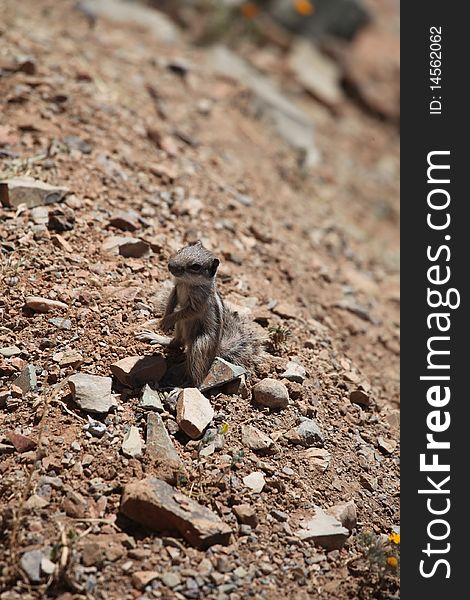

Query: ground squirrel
left=139, top=241, right=264, bottom=387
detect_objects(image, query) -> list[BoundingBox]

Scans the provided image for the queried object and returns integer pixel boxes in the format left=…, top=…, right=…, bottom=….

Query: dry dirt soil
left=0, top=1, right=400, bottom=599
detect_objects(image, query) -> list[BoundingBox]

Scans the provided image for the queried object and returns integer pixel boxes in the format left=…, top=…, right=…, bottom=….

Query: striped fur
left=161, top=242, right=265, bottom=386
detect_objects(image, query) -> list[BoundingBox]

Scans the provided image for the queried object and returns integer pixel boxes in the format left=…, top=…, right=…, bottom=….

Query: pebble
left=0, top=346, right=21, bottom=358
left=111, top=355, right=167, bottom=387
left=131, top=570, right=159, bottom=591
left=281, top=360, right=307, bottom=383
left=296, top=509, right=349, bottom=550
left=20, top=550, right=43, bottom=582
left=300, top=448, right=331, bottom=472
left=102, top=236, right=149, bottom=258
left=24, top=296, right=68, bottom=313
left=69, top=373, right=115, bottom=414
left=296, top=417, right=325, bottom=447
left=5, top=431, right=36, bottom=453
left=13, top=364, right=37, bottom=393
left=121, top=426, right=144, bottom=458
left=241, top=425, right=274, bottom=454
left=0, top=177, right=68, bottom=209
left=377, top=436, right=396, bottom=454
left=200, top=357, right=246, bottom=392
left=176, top=388, right=214, bottom=439
left=271, top=509, right=289, bottom=523
left=85, top=416, right=107, bottom=438
left=120, top=477, right=231, bottom=549
left=48, top=317, right=72, bottom=330
left=242, top=471, right=266, bottom=493
left=252, top=378, right=289, bottom=409
left=146, top=412, right=183, bottom=483
left=326, top=501, right=357, bottom=531
left=161, top=572, right=181, bottom=588
left=233, top=504, right=258, bottom=528
left=109, top=211, right=140, bottom=232
left=350, top=389, right=370, bottom=407
left=139, top=384, right=164, bottom=411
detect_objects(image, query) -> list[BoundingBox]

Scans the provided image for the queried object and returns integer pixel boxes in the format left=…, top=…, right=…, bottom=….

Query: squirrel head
left=168, top=241, right=220, bottom=282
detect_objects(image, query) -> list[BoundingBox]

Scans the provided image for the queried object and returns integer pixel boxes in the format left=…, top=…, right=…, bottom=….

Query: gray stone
left=81, top=0, right=180, bottom=44
left=0, top=346, right=21, bottom=357
left=200, top=357, right=246, bottom=392
left=241, top=425, right=274, bottom=454
left=161, top=572, right=181, bottom=588
left=0, top=177, right=68, bottom=208
left=296, top=508, right=349, bottom=550
left=20, top=550, right=43, bottom=583
left=69, top=373, right=115, bottom=414
left=288, top=39, right=343, bottom=108
left=132, top=571, right=159, bottom=591
left=85, top=416, right=107, bottom=438
left=208, top=46, right=319, bottom=168
left=252, top=378, right=289, bottom=409
left=139, top=384, right=164, bottom=411
left=242, top=471, right=266, bottom=493
left=48, top=317, right=72, bottom=330
left=297, top=417, right=325, bottom=447
left=13, top=364, right=37, bottom=393
left=326, top=501, right=357, bottom=531
left=176, top=388, right=214, bottom=439
left=122, top=426, right=144, bottom=458
left=281, top=360, right=307, bottom=383
left=41, top=556, right=56, bottom=575
left=146, top=412, right=183, bottom=483
left=120, top=477, right=231, bottom=549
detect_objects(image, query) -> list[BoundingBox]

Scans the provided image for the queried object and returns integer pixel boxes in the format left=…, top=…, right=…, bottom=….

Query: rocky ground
left=0, top=1, right=400, bottom=598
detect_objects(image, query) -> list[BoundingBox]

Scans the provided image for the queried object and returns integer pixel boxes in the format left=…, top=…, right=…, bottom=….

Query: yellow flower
left=293, top=0, right=315, bottom=16
left=389, top=532, right=400, bottom=545
left=219, top=422, right=229, bottom=435
left=387, top=556, right=398, bottom=568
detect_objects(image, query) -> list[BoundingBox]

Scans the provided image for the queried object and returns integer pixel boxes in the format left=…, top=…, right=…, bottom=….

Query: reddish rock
left=120, top=477, right=231, bottom=549
left=5, top=431, right=37, bottom=453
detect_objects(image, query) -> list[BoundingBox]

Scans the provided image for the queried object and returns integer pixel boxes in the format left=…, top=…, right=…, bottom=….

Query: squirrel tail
left=219, top=308, right=266, bottom=370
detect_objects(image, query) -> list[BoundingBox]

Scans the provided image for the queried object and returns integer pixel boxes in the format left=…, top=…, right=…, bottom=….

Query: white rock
left=281, top=360, right=307, bottom=383
left=176, top=388, right=214, bottom=439
left=296, top=508, right=349, bottom=550
left=122, top=426, right=144, bottom=458
left=69, top=373, right=115, bottom=414
left=242, top=471, right=266, bottom=493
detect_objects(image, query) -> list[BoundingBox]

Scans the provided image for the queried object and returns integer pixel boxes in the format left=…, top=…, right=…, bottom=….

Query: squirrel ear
left=210, top=258, right=220, bottom=276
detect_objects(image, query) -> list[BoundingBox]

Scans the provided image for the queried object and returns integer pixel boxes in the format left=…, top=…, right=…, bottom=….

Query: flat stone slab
left=69, top=373, right=115, bottom=414
left=0, top=177, right=68, bottom=208
left=296, top=508, right=349, bottom=550
left=146, top=412, right=183, bottom=484
left=200, top=357, right=246, bottom=392
left=111, top=355, right=166, bottom=388
left=120, top=477, right=232, bottom=549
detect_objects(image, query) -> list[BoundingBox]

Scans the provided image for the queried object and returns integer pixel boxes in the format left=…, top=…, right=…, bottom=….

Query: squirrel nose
left=168, top=261, right=183, bottom=276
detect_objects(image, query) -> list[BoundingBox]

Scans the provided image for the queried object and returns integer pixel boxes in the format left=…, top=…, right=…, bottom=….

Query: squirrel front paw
left=160, top=315, right=175, bottom=333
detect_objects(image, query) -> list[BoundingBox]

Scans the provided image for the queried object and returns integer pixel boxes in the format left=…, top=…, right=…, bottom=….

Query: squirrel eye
left=190, top=263, right=202, bottom=272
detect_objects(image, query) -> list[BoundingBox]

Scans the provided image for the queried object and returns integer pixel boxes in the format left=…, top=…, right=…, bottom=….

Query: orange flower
left=293, top=0, right=315, bottom=16
left=389, top=532, right=400, bottom=545
left=241, top=2, right=260, bottom=19
left=387, top=556, right=398, bottom=568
